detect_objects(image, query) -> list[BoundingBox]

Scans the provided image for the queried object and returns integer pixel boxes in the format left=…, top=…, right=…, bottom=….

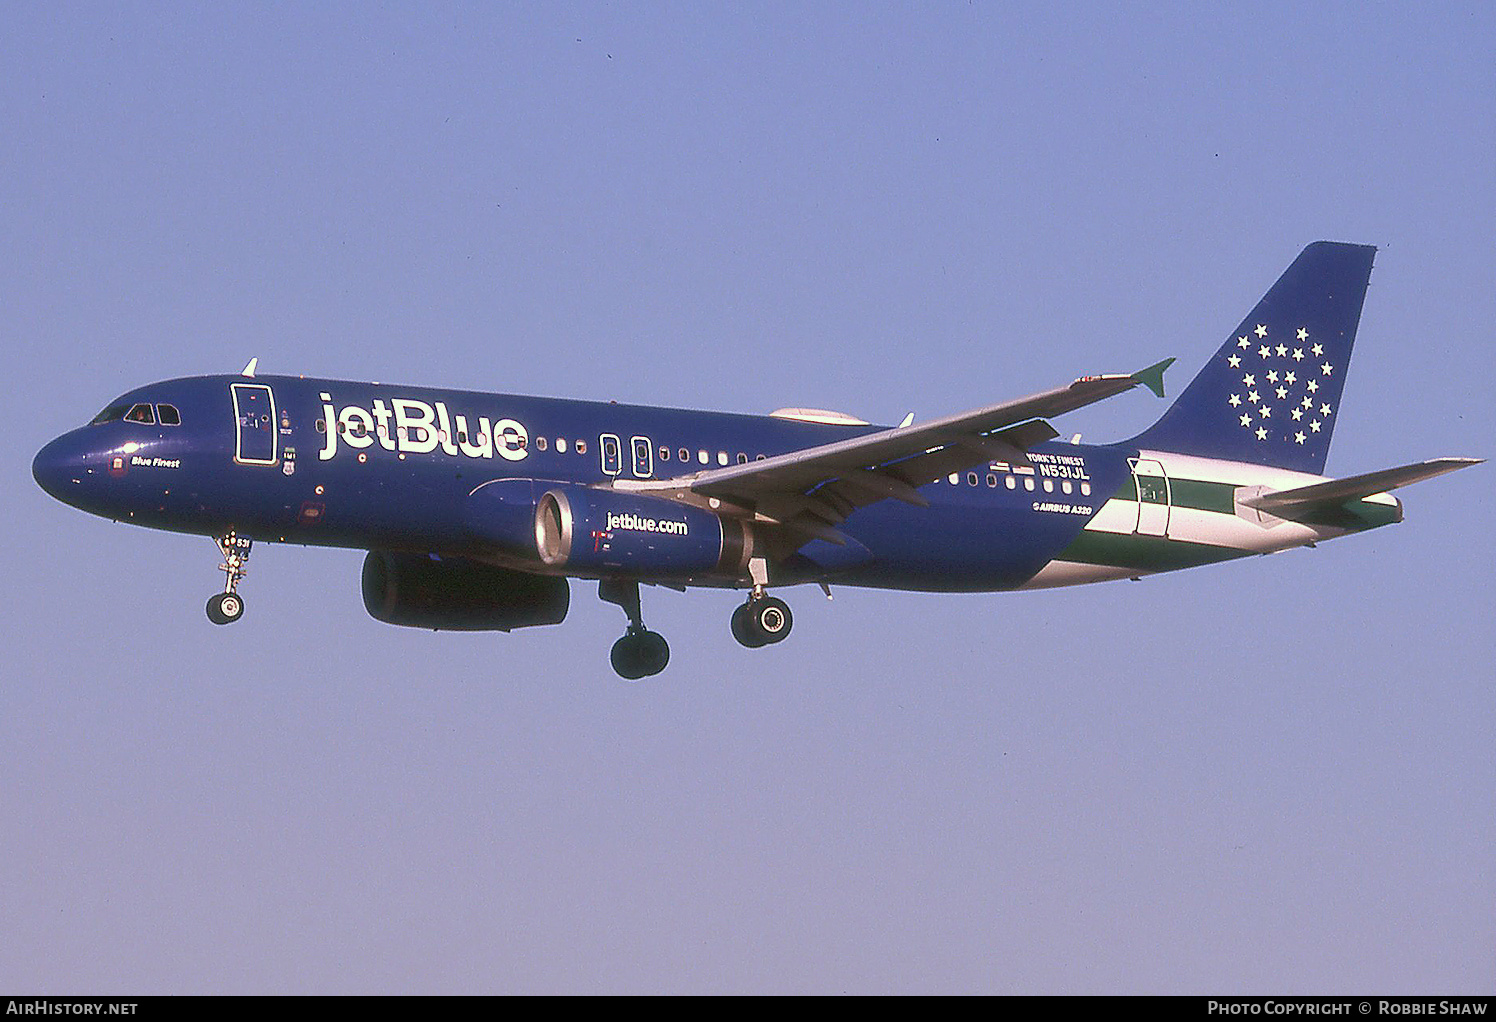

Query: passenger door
left=231, top=383, right=277, bottom=465
left=1131, top=458, right=1171, bottom=536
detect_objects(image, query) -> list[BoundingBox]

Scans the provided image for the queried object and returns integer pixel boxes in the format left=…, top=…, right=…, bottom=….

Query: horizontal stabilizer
left=1243, top=457, right=1483, bottom=513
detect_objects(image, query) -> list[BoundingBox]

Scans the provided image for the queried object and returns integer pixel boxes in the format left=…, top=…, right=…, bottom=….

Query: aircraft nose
left=32, top=431, right=92, bottom=503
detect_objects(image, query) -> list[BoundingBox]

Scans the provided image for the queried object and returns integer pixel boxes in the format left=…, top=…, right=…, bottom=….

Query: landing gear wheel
left=733, top=596, right=792, bottom=647
left=611, top=629, right=670, bottom=680
left=752, top=596, right=792, bottom=643
left=731, top=603, right=768, bottom=648
left=206, top=592, right=244, bottom=625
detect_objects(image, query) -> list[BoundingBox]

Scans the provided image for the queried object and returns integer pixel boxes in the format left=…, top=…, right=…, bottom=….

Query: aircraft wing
left=620, top=360, right=1173, bottom=544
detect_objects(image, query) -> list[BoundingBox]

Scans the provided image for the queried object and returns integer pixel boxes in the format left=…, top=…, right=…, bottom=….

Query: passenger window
left=599, top=434, right=622, bottom=475
left=967, top=472, right=979, bottom=486
left=631, top=436, right=652, bottom=478
left=737, top=453, right=748, bottom=464
left=717, top=452, right=728, bottom=466
left=156, top=404, right=181, bottom=425
left=125, top=403, right=155, bottom=424
left=576, top=440, right=586, bottom=454
left=679, top=447, right=690, bottom=462
left=536, top=436, right=548, bottom=451
left=659, top=446, right=670, bottom=462
left=698, top=450, right=708, bottom=465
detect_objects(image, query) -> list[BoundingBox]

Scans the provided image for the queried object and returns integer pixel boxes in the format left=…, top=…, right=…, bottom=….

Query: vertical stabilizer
left=1129, top=242, right=1375, bottom=474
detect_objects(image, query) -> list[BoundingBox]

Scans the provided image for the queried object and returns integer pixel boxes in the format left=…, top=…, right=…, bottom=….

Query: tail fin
left=1129, top=242, right=1376, bottom=474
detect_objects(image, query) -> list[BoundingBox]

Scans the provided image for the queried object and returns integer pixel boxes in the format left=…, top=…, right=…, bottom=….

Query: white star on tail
left=1255, top=324, right=1268, bottom=338
left=1297, top=327, right=1309, bottom=341
left=1255, top=427, right=1268, bottom=440
left=1294, top=431, right=1306, bottom=444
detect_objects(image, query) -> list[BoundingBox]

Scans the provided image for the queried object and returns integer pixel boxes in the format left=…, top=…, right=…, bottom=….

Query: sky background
left=3, top=2, right=1492, bottom=994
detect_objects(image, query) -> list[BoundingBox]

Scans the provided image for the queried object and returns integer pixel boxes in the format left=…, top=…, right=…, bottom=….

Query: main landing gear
left=599, top=579, right=670, bottom=680
left=731, top=592, right=793, bottom=648
left=730, top=556, right=793, bottom=649
left=206, top=531, right=252, bottom=625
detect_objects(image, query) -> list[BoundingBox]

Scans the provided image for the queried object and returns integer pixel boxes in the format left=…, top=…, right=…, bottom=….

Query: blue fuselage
left=34, top=373, right=1147, bottom=593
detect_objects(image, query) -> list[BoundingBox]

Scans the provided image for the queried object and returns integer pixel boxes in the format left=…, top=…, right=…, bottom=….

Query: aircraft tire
left=206, top=592, right=244, bottom=625
left=611, top=630, right=668, bottom=679
left=637, top=630, right=670, bottom=676
left=731, top=603, right=768, bottom=648
left=611, top=635, right=645, bottom=680
left=750, top=597, right=792, bottom=644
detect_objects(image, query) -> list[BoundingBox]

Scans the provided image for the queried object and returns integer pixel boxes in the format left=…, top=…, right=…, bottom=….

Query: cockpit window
left=156, top=404, right=181, bottom=426
left=90, top=404, right=130, bottom=425
left=124, top=403, right=156, bottom=424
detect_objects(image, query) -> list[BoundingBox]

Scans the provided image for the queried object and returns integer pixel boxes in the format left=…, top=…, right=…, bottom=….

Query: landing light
left=121, top=442, right=141, bottom=454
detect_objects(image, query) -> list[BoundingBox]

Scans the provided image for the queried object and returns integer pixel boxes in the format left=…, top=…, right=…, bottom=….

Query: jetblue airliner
left=33, top=243, right=1479, bottom=678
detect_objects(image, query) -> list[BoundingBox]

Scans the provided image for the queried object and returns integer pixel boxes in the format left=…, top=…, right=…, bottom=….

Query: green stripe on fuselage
left=1113, top=476, right=1237, bottom=514
left=1056, top=529, right=1248, bottom=572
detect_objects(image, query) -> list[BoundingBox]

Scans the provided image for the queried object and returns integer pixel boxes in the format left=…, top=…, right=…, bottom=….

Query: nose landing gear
left=599, top=578, right=670, bottom=680
left=206, top=532, right=252, bottom=625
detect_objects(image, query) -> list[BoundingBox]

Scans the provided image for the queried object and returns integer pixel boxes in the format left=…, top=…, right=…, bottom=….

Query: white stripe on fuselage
left=1020, top=450, right=1398, bottom=590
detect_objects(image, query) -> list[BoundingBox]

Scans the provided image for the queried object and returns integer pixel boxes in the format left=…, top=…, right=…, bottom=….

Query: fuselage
left=32, top=373, right=1400, bottom=593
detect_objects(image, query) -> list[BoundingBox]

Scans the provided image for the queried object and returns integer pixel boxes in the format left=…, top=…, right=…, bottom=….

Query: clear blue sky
left=3, top=2, right=1492, bottom=994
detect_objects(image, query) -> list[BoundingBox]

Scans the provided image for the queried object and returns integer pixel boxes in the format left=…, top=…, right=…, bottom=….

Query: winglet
left=1131, top=358, right=1174, bottom=399
left=241, top=357, right=259, bottom=378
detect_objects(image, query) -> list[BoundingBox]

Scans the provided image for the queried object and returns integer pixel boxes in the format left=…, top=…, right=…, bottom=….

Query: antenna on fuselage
left=240, top=357, right=259, bottom=378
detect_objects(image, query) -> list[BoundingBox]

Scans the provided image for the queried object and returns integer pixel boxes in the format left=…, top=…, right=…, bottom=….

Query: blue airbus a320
left=33, top=242, right=1480, bottom=678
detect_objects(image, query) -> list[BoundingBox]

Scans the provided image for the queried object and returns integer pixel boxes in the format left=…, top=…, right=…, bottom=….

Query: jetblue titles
left=318, top=393, right=529, bottom=463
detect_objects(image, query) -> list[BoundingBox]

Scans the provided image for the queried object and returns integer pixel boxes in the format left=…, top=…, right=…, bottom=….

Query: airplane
left=32, top=242, right=1480, bottom=679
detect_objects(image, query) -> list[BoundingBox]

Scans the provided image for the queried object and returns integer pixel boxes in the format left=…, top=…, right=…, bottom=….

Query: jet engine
left=533, top=484, right=753, bottom=577
left=464, top=478, right=753, bottom=579
left=361, top=551, right=569, bottom=631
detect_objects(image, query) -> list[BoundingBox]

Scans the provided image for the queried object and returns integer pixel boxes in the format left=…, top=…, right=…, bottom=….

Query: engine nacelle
left=535, top=484, right=751, bottom=578
left=361, top=551, right=569, bottom=631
